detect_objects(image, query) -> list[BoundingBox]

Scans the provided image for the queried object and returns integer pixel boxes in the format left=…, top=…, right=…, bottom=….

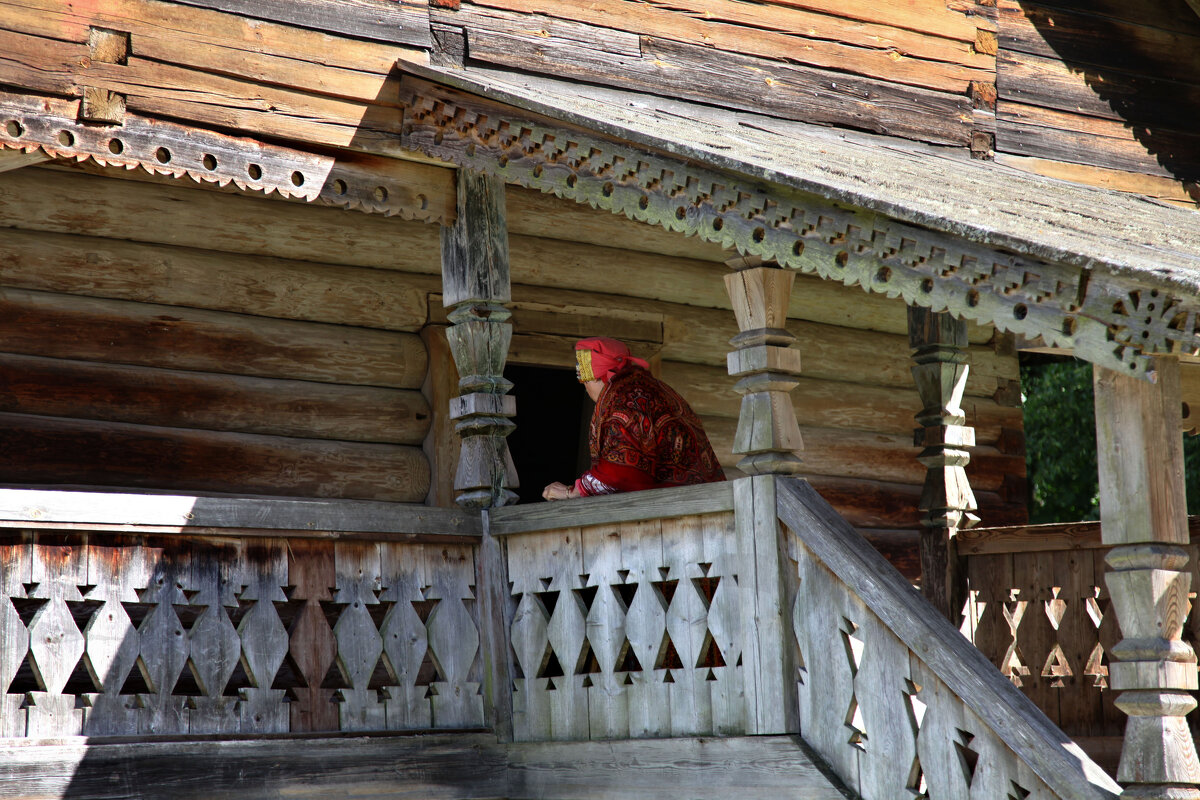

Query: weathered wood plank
left=996, top=100, right=1200, bottom=180
left=0, top=352, right=430, bottom=444
left=992, top=153, right=1198, bottom=209
left=505, top=734, right=851, bottom=800
left=462, top=0, right=988, bottom=94
left=0, top=288, right=427, bottom=388
left=0, top=733, right=510, bottom=800
left=0, top=227, right=432, bottom=331
left=467, top=29, right=974, bottom=146
left=776, top=478, right=1121, bottom=800
left=164, top=0, right=431, bottom=47
left=0, top=489, right=479, bottom=536
left=0, top=167, right=443, bottom=273
left=0, top=413, right=430, bottom=503
left=490, top=482, right=735, bottom=535
left=0, top=0, right=428, bottom=99
left=807, top=475, right=1026, bottom=531
left=0, top=29, right=408, bottom=157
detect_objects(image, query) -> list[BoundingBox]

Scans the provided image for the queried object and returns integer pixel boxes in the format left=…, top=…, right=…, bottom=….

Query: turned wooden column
left=441, top=169, right=517, bottom=508
left=724, top=258, right=803, bottom=475
left=1095, top=356, right=1200, bottom=799
left=908, top=307, right=978, bottom=622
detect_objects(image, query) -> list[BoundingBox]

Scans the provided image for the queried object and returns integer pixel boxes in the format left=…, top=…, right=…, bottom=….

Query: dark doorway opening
left=505, top=364, right=593, bottom=505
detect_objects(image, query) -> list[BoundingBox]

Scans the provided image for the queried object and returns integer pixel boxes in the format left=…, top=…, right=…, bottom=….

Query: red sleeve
left=575, top=461, right=660, bottom=496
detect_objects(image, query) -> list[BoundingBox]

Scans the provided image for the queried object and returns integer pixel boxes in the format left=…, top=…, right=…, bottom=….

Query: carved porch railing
left=0, top=491, right=485, bottom=738
left=489, top=476, right=1120, bottom=800
left=960, top=518, right=1200, bottom=742
left=0, top=481, right=1120, bottom=800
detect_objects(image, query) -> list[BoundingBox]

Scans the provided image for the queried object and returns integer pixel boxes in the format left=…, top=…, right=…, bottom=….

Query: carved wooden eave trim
left=0, top=90, right=452, bottom=225
left=395, top=69, right=1200, bottom=382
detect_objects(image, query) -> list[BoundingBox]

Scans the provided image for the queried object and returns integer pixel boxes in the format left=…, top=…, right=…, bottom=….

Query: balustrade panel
left=0, top=532, right=483, bottom=738
left=505, top=511, right=742, bottom=742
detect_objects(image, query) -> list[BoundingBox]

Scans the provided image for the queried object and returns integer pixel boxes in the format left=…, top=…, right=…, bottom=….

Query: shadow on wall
left=1015, top=0, right=1200, bottom=189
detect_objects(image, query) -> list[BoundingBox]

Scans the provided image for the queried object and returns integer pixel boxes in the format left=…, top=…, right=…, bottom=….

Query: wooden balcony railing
left=960, top=518, right=1200, bottom=741
left=0, top=481, right=1121, bottom=800
left=0, top=491, right=483, bottom=738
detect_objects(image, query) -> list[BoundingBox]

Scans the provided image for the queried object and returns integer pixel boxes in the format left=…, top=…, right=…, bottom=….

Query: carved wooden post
left=1094, top=356, right=1200, bottom=799
left=724, top=257, right=803, bottom=475
left=908, top=306, right=977, bottom=622
left=441, top=169, right=517, bottom=508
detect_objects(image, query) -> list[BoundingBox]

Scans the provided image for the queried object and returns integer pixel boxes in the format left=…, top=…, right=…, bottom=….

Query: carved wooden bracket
left=397, top=73, right=1200, bottom=381
left=0, top=90, right=451, bottom=224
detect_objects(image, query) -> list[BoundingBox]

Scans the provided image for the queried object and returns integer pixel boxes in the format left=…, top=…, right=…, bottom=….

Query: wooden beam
left=908, top=306, right=977, bottom=622
left=0, top=148, right=46, bottom=173
left=1094, top=357, right=1200, bottom=797
left=441, top=170, right=517, bottom=508
left=0, top=488, right=479, bottom=536
left=489, top=482, right=735, bottom=535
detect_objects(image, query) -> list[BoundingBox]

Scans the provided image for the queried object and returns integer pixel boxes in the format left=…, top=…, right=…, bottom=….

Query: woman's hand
left=542, top=481, right=576, bottom=501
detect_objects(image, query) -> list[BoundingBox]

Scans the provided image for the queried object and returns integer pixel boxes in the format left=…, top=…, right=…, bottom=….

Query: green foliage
left=1021, top=357, right=1200, bottom=523
left=1021, top=359, right=1098, bottom=523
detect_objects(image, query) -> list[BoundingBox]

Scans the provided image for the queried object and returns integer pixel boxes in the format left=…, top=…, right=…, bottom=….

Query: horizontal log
left=701, top=416, right=1024, bottom=492
left=661, top=361, right=1022, bottom=445
left=0, top=288, right=427, bottom=388
left=958, top=516, right=1200, bottom=555
left=859, top=528, right=922, bottom=581
left=806, top=475, right=1026, bottom=529
left=0, top=228, right=431, bottom=331
left=998, top=0, right=1200, bottom=84
left=767, top=0, right=990, bottom=41
left=0, top=28, right=409, bottom=156
left=998, top=49, right=1200, bottom=129
left=1, top=168, right=998, bottom=347
left=0, top=168, right=441, bottom=272
left=0, top=488, right=479, bottom=536
left=166, top=0, right=432, bottom=47
left=467, top=29, right=974, bottom=146
left=995, top=100, right=1200, bottom=180
left=992, top=153, right=1199, bottom=208
left=0, top=352, right=430, bottom=444
left=461, top=0, right=988, bottom=93
left=1, top=0, right=427, bottom=100
left=0, top=413, right=430, bottom=502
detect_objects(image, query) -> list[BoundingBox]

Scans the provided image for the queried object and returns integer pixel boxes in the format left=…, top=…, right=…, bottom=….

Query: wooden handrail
left=0, top=488, right=480, bottom=539
left=958, top=515, right=1200, bottom=555
left=776, top=477, right=1120, bottom=800
left=488, top=481, right=735, bottom=535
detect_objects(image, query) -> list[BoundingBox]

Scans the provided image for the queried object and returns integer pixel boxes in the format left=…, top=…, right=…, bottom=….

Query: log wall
left=0, top=156, right=1025, bottom=565
left=994, top=0, right=1200, bottom=207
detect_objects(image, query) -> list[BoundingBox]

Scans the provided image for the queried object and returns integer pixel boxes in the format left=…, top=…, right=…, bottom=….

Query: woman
left=542, top=337, right=725, bottom=500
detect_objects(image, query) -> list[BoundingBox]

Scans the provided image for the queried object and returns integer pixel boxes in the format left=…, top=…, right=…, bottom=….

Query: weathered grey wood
left=24, top=537, right=88, bottom=737
left=1094, top=357, right=1200, bottom=797
left=0, top=489, right=480, bottom=537
left=164, top=0, right=432, bottom=47
left=775, top=478, right=1120, bottom=800
left=0, top=533, right=30, bottom=736
left=331, top=542, right=386, bottom=731
left=378, top=542, right=432, bottom=731
left=579, top=522, right=629, bottom=740
left=908, top=305, right=977, bottom=622
left=660, top=515, right=712, bottom=736
left=490, top=482, right=735, bottom=535
left=0, top=733, right=510, bottom=800
left=854, top=601, right=918, bottom=799
left=442, top=169, right=517, bottom=508
left=701, top=510, right=743, bottom=735
left=732, top=475, right=798, bottom=735
left=505, top=734, right=851, bottom=800
left=475, top=511, right=514, bottom=740
left=621, top=519, right=670, bottom=739
left=425, top=543, right=484, bottom=729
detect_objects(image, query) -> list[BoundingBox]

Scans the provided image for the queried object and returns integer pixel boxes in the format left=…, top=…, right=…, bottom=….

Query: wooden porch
left=0, top=479, right=1118, bottom=799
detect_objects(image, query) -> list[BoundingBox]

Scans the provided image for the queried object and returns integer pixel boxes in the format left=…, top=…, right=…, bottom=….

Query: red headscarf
left=575, top=337, right=650, bottom=383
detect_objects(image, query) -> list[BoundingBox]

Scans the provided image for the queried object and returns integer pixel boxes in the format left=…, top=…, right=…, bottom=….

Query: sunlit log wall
left=0, top=162, right=1026, bottom=574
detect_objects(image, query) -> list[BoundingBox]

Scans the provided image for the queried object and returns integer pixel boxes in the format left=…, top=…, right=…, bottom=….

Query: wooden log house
left=0, top=0, right=1197, bottom=798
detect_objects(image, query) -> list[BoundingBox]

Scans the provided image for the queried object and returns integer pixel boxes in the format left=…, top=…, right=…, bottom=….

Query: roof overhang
left=395, top=61, right=1200, bottom=381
